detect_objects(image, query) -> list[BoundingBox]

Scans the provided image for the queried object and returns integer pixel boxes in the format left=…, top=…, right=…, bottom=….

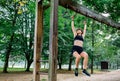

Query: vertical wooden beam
left=49, top=0, right=59, bottom=81
left=33, top=0, right=43, bottom=81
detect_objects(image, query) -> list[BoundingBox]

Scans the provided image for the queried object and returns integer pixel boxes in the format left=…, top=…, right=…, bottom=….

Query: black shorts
left=72, top=45, right=83, bottom=54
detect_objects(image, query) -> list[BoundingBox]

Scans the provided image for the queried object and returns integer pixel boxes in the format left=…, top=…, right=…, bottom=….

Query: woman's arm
left=71, top=16, right=76, bottom=37
left=82, top=21, right=87, bottom=38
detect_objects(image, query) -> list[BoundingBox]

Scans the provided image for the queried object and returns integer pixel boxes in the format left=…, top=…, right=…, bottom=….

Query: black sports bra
left=74, top=35, right=84, bottom=41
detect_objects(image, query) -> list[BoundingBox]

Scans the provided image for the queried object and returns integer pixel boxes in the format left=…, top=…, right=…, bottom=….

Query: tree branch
left=43, top=4, right=50, bottom=10
left=59, top=0, right=120, bottom=29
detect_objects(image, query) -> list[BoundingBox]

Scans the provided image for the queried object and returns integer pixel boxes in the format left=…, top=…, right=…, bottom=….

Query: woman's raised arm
left=71, top=16, right=76, bottom=37
left=82, top=21, right=87, bottom=38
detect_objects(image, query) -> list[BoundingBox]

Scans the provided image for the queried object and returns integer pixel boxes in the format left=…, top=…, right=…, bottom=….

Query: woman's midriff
left=74, top=40, right=83, bottom=47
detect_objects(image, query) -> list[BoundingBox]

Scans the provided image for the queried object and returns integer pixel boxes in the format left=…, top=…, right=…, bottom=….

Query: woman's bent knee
left=81, top=52, right=88, bottom=58
left=85, top=53, right=88, bottom=58
left=73, top=52, right=81, bottom=59
left=76, top=55, right=81, bottom=59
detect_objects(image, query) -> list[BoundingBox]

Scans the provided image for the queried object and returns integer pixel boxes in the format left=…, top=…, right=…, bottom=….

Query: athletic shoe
left=74, top=68, right=78, bottom=76
left=82, top=69, right=90, bottom=76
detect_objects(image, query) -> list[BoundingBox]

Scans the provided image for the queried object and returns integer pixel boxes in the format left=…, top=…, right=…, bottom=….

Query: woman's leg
left=73, top=51, right=81, bottom=68
left=73, top=51, right=81, bottom=76
left=80, top=51, right=88, bottom=69
left=80, top=51, right=90, bottom=76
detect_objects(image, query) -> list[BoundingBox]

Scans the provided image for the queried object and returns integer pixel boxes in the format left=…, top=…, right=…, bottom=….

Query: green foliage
left=112, top=36, right=120, bottom=48
left=84, top=0, right=120, bottom=20
left=0, top=0, right=35, bottom=70
left=0, top=0, right=120, bottom=70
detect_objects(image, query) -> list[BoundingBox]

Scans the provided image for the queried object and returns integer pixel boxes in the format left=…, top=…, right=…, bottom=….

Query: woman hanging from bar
left=71, top=15, right=90, bottom=77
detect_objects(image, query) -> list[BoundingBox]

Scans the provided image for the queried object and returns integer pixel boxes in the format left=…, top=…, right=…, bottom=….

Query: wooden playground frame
left=33, top=0, right=58, bottom=81
left=33, top=0, right=120, bottom=81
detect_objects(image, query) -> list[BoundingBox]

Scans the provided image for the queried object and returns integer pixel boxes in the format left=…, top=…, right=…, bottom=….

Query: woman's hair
left=76, top=28, right=83, bottom=34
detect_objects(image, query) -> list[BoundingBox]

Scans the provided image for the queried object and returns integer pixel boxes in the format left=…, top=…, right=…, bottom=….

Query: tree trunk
left=91, top=21, right=95, bottom=74
left=12, top=63, right=15, bottom=68
left=3, top=33, right=14, bottom=73
left=25, top=52, right=33, bottom=72
left=25, top=59, right=33, bottom=71
left=24, top=60, right=27, bottom=68
left=91, top=56, right=94, bottom=74
left=58, top=62, right=62, bottom=70
left=59, top=0, right=120, bottom=29
left=58, top=56, right=62, bottom=69
left=117, top=60, right=119, bottom=69
left=68, top=54, right=73, bottom=71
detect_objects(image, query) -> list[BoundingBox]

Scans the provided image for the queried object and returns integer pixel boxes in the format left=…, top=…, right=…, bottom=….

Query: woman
left=71, top=16, right=90, bottom=77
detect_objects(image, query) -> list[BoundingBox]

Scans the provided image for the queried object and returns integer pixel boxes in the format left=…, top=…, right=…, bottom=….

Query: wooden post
left=49, top=0, right=58, bottom=81
left=33, top=0, right=43, bottom=81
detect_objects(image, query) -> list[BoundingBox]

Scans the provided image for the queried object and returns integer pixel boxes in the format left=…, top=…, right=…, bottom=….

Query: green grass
left=0, top=68, right=49, bottom=73
left=41, top=79, right=47, bottom=81
left=0, top=67, right=112, bottom=74
left=0, top=68, right=33, bottom=72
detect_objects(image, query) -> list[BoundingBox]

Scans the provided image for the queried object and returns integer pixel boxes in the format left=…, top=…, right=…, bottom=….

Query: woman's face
left=76, top=30, right=82, bottom=35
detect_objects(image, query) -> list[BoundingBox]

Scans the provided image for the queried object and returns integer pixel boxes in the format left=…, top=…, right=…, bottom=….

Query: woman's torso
left=74, top=35, right=84, bottom=47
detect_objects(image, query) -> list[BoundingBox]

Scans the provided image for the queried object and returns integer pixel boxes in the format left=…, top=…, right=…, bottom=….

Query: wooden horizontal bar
left=37, top=60, right=49, bottom=62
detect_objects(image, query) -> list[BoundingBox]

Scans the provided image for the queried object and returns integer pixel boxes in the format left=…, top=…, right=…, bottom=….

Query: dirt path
left=58, top=69, right=120, bottom=81
left=0, top=70, right=120, bottom=81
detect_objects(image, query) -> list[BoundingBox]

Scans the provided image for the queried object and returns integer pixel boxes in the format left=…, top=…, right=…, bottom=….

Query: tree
left=15, top=0, right=35, bottom=71
left=0, top=1, right=19, bottom=73
left=0, top=0, right=35, bottom=72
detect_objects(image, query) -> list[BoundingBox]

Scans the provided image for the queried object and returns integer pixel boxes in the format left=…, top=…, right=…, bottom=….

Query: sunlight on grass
left=0, top=68, right=33, bottom=72
left=41, top=79, right=47, bottom=81
left=0, top=67, right=110, bottom=74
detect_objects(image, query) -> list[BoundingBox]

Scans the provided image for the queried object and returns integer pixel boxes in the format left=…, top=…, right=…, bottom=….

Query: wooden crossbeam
left=38, top=60, right=49, bottom=62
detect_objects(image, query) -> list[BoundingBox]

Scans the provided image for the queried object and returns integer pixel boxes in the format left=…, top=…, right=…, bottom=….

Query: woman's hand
left=83, top=21, right=86, bottom=25
left=71, top=16, right=74, bottom=21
